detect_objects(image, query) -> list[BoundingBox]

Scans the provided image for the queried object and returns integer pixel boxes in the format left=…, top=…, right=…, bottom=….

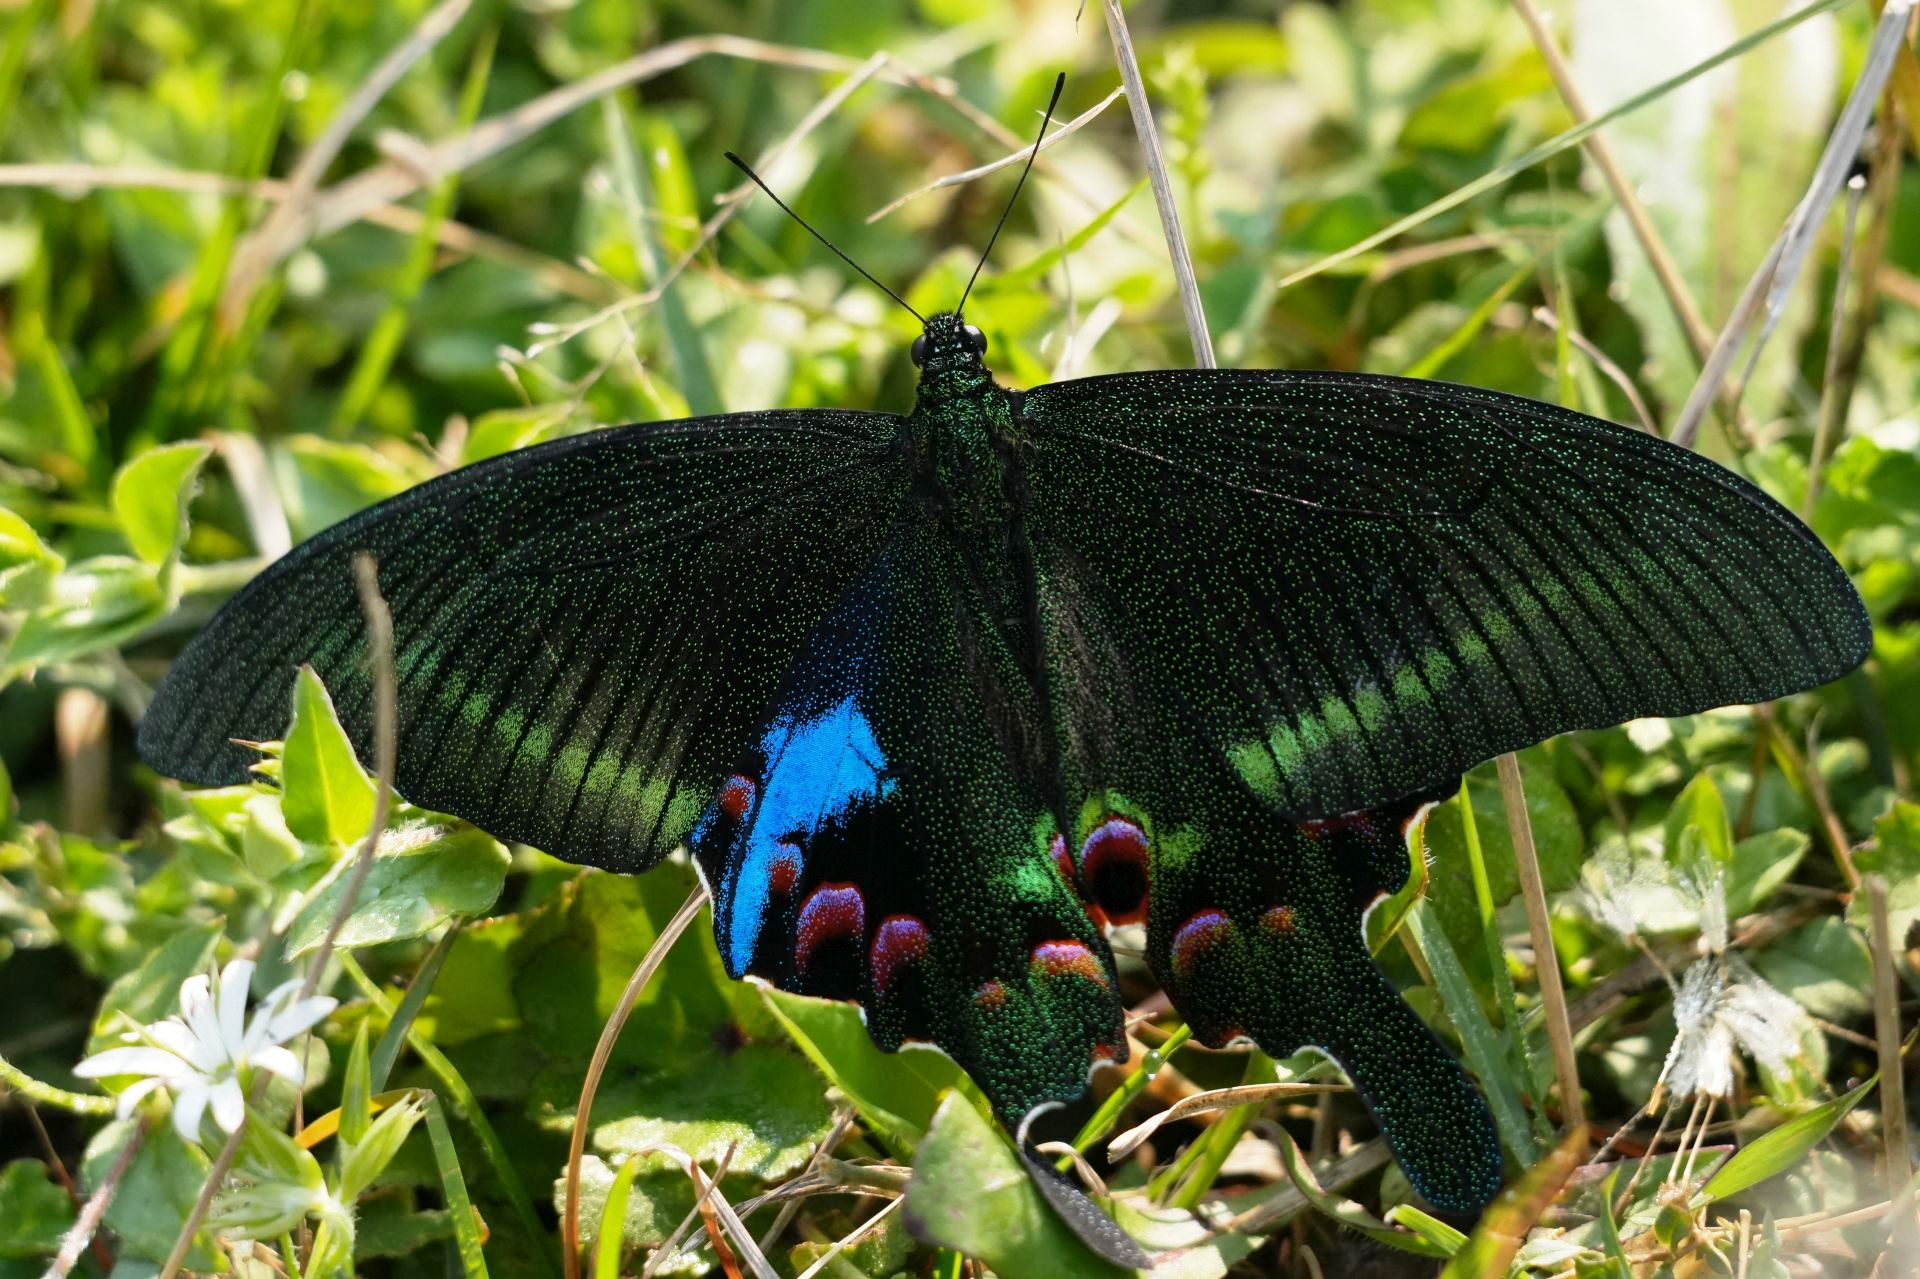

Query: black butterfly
left=137, top=76, right=1870, bottom=1253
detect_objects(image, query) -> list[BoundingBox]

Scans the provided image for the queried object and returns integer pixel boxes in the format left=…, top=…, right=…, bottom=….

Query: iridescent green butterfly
left=137, top=76, right=1869, bottom=1248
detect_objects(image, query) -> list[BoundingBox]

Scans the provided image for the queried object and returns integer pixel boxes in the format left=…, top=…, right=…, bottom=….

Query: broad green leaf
left=1699, top=1073, right=1876, bottom=1203
left=0, top=1160, right=73, bottom=1257
left=277, top=435, right=420, bottom=541
left=563, top=1156, right=707, bottom=1277
left=1752, top=916, right=1873, bottom=1022
left=903, top=1093, right=1137, bottom=1279
left=110, top=440, right=212, bottom=564
left=1850, top=802, right=1920, bottom=946
left=587, top=1044, right=834, bottom=1180
left=281, top=665, right=375, bottom=847
left=415, top=913, right=529, bottom=1046
left=0, top=506, right=62, bottom=612
left=1108, top=1199, right=1264, bottom=1279
left=88, top=919, right=222, bottom=1053
left=1424, top=757, right=1583, bottom=977
left=761, top=985, right=974, bottom=1156
left=241, top=791, right=305, bottom=881
left=1666, top=773, right=1734, bottom=867
left=81, top=1117, right=217, bottom=1270
left=284, top=823, right=508, bottom=957
left=4, top=555, right=165, bottom=676
left=1384, top=1204, right=1468, bottom=1256
left=1725, top=828, right=1809, bottom=917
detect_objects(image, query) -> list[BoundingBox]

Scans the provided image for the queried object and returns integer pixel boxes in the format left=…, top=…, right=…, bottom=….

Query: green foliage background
left=1, top=0, right=1918, bottom=1275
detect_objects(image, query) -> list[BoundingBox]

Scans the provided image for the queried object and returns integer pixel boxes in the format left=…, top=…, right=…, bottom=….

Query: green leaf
left=241, top=791, right=305, bottom=881
left=593, top=1152, right=646, bottom=1279
left=81, top=1118, right=218, bottom=1269
left=111, top=440, right=212, bottom=564
left=1725, top=828, right=1810, bottom=918
left=88, top=919, right=222, bottom=1054
left=1699, top=1073, right=1877, bottom=1203
left=4, top=555, right=165, bottom=677
left=1665, top=773, right=1734, bottom=867
left=1850, top=802, right=1920, bottom=947
left=563, top=1156, right=707, bottom=1276
left=586, top=1043, right=835, bottom=1180
left=902, top=1093, right=1137, bottom=1279
left=761, top=986, right=972, bottom=1156
left=1752, top=917, right=1873, bottom=1022
left=0, top=506, right=63, bottom=612
left=1424, top=759, right=1583, bottom=977
left=422, top=1092, right=489, bottom=1279
left=1262, top=1122, right=1450, bottom=1257
left=281, top=665, right=376, bottom=847
left=284, top=823, right=509, bottom=958
left=1384, top=1204, right=1468, bottom=1256
left=0, top=1160, right=74, bottom=1257
left=341, top=1022, right=373, bottom=1147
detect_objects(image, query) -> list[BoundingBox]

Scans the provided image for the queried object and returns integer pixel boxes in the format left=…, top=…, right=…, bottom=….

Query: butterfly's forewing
left=1022, top=369, right=1871, bottom=823
left=691, top=510, right=1128, bottom=1120
left=139, top=412, right=907, bottom=873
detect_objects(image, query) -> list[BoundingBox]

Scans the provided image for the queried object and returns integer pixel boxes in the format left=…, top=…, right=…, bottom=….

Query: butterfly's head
left=909, top=312, right=991, bottom=384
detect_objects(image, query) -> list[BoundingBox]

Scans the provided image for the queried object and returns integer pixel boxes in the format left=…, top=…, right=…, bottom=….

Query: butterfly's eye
left=910, top=334, right=928, bottom=367
left=963, top=325, right=987, bottom=354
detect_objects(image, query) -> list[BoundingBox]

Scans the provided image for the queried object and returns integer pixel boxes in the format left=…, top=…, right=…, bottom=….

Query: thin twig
left=792, top=1196, right=904, bottom=1279
left=866, top=87, right=1124, bottom=222
left=226, top=0, right=473, bottom=316
left=1507, top=0, right=1724, bottom=374
left=1808, top=174, right=1871, bottom=514
left=1531, top=305, right=1657, bottom=434
left=1101, top=0, right=1215, bottom=369
left=241, top=37, right=955, bottom=273
left=1869, top=876, right=1913, bottom=1198
left=562, top=885, right=710, bottom=1279
left=0, top=164, right=615, bottom=301
left=1106, top=1081, right=1347, bottom=1160
left=46, top=1116, right=150, bottom=1278
left=1498, top=752, right=1585, bottom=1129
left=158, top=553, right=397, bottom=1279
left=1671, top=0, right=1915, bottom=448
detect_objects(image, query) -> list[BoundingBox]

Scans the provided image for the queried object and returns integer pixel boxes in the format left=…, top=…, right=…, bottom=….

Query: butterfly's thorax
left=907, top=315, right=1033, bottom=637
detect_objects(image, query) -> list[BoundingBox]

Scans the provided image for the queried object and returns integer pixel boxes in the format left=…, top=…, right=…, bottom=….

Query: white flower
left=74, top=958, right=336, bottom=1144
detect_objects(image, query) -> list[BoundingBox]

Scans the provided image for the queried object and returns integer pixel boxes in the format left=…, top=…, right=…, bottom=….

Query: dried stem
left=867, top=87, right=1124, bottom=222
left=1806, top=176, right=1869, bottom=515
left=47, top=1115, right=149, bottom=1278
left=225, top=0, right=473, bottom=316
left=1498, top=752, right=1585, bottom=1129
left=1869, top=876, right=1913, bottom=1197
left=1101, top=0, right=1215, bottom=369
left=561, top=885, right=710, bottom=1279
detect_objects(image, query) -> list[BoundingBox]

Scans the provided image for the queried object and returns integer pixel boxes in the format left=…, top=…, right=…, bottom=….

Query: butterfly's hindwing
left=1024, top=369, right=1871, bottom=822
left=691, top=513, right=1129, bottom=1120
left=139, top=411, right=908, bottom=873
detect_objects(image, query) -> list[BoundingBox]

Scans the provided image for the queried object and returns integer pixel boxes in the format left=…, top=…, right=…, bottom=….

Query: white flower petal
left=243, top=979, right=304, bottom=1056
left=210, top=1076, right=246, bottom=1134
left=179, top=976, right=227, bottom=1070
left=74, top=1046, right=185, bottom=1079
left=113, top=1076, right=166, bottom=1118
left=173, top=1084, right=211, bottom=1144
left=146, top=1019, right=199, bottom=1061
left=216, top=958, right=256, bottom=1058
left=264, top=995, right=336, bottom=1045
left=251, top=1045, right=304, bottom=1084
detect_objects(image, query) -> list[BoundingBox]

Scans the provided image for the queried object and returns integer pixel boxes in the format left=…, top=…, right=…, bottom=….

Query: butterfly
left=136, top=76, right=1870, bottom=1249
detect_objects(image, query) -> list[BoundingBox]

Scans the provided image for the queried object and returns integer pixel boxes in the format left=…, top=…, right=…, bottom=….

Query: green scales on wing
left=139, top=310, right=1870, bottom=1225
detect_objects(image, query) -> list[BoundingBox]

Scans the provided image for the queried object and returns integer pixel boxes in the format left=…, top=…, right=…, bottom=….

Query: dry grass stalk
left=1497, top=752, right=1585, bottom=1130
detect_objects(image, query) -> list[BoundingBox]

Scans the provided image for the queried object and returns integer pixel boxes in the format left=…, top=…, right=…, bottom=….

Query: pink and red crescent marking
left=1169, top=908, right=1235, bottom=978
left=869, top=914, right=930, bottom=993
left=1080, top=817, right=1151, bottom=926
left=1028, top=939, right=1109, bottom=986
left=794, top=882, right=865, bottom=971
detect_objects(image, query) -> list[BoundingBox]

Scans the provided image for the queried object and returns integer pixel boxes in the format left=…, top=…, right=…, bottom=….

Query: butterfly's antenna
left=958, top=72, right=1066, bottom=315
left=724, top=151, right=926, bottom=324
